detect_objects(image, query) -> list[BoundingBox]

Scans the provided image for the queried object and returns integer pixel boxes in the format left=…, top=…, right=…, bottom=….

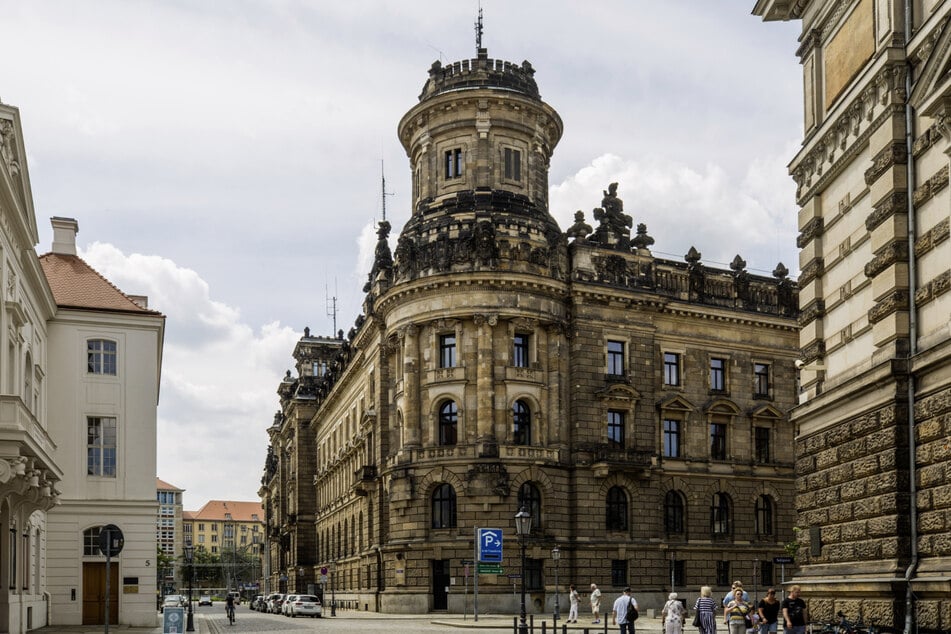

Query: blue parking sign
left=478, top=528, right=503, bottom=562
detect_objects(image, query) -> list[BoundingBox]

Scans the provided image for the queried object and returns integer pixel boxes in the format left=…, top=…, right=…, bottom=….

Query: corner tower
left=394, top=47, right=565, bottom=282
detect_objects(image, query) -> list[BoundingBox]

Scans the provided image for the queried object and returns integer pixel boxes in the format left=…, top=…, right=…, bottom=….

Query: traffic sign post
left=99, top=524, right=124, bottom=634
left=773, top=556, right=794, bottom=594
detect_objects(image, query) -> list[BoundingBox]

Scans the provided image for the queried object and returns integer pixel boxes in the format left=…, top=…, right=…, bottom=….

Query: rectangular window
left=439, top=334, right=457, bottom=368
left=444, top=148, right=463, bottom=179
left=664, top=352, right=681, bottom=386
left=607, top=410, right=625, bottom=446
left=314, top=361, right=327, bottom=377
left=760, top=561, right=774, bottom=587
left=607, top=340, right=625, bottom=376
left=715, top=561, right=731, bottom=587
left=663, top=419, right=681, bottom=458
left=87, top=416, right=117, bottom=477
left=670, top=559, right=686, bottom=588
left=513, top=334, right=530, bottom=368
left=755, top=426, right=770, bottom=464
left=710, top=358, right=726, bottom=391
left=504, top=147, right=522, bottom=181
left=211, top=534, right=218, bottom=543
left=754, top=363, right=770, bottom=397
left=610, top=559, right=628, bottom=587
left=710, top=423, right=727, bottom=460
left=197, top=535, right=205, bottom=544
left=525, top=558, right=543, bottom=591
left=87, top=339, right=117, bottom=375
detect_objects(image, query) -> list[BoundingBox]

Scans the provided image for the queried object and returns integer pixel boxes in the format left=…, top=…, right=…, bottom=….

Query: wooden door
left=82, top=562, right=119, bottom=625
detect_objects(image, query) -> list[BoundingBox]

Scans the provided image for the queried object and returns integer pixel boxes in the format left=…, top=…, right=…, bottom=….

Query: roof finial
left=475, top=4, right=484, bottom=52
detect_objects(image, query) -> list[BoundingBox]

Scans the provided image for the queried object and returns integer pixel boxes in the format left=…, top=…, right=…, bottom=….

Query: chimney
left=50, top=217, right=78, bottom=255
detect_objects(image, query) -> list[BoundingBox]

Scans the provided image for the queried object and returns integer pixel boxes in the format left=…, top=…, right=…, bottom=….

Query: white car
left=160, top=595, right=184, bottom=613
left=198, top=594, right=212, bottom=606
left=281, top=594, right=299, bottom=616
left=266, top=593, right=285, bottom=614
left=286, top=594, right=322, bottom=618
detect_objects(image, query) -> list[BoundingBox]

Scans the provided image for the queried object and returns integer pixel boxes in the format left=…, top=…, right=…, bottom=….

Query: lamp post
left=183, top=542, right=195, bottom=633
left=330, top=558, right=336, bottom=617
left=514, top=506, right=532, bottom=634
left=552, top=546, right=561, bottom=626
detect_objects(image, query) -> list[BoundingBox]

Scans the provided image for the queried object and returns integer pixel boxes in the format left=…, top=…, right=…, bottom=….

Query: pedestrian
left=568, top=584, right=580, bottom=623
left=590, top=583, right=603, bottom=624
left=693, top=586, right=718, bottom=634
left=724, top=588, right=751, bottom=634
left=722, top=581, right=749, bottom=606
left=663, top=592, right=686, bottom=634
left=781, top=585, right=807, bottom=634
left=611, top=586, right=638, bottom=634
left=757, top=588, right=780, bottom=634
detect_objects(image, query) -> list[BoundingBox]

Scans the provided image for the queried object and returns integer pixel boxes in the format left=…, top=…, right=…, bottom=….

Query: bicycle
left=226, top=604, right=235, bottom=625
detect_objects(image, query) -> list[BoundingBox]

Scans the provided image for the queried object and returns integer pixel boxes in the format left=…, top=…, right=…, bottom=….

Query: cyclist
left=225, top=593, right=236, bottom=624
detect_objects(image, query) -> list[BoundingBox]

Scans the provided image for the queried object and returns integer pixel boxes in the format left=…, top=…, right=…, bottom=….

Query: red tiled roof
left=186, top=500, right=263, bottom=523
left=182, top=511, right=196, bottom=520
left=156, top=477, right=183, bottom=491
left=38, top=252, right=163, bottom=315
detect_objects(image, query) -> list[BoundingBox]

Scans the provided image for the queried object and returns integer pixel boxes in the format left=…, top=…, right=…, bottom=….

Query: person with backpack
left=611, top=586, right=638, bottom=634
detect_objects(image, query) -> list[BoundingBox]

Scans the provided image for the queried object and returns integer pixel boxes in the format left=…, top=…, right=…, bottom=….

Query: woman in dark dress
left=693, top=585, right=718, bottom=634
left=758, top=588, right=781, bottom=634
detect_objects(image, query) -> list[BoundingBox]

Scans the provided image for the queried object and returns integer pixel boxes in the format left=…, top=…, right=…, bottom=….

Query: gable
left=910, top=15, right=951, bottom=118
left=0, top=104, right=39, bottom=249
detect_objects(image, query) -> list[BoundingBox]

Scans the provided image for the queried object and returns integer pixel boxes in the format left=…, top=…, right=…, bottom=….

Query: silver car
left=285, top=594, right=322, bottom=618
left=266, top=593, right=285, bottom=614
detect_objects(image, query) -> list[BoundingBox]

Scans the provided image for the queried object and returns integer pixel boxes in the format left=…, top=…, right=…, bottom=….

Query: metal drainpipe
left=902, top=0, right=920, bottom=632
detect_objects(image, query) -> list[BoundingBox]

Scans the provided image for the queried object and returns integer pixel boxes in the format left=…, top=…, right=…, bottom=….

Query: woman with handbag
left=724, top=588, right=752, bottom=634
left=693, top=586, right=718, bottom=634
left=663, top=592, right=686, bottom=634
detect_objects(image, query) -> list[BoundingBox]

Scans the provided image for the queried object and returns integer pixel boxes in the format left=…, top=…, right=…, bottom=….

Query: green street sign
left=477, top=564, right=503, bottom=574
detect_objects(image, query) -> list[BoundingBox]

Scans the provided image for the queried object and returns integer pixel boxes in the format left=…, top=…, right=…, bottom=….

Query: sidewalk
left=32, top=612, right=670, bottom=633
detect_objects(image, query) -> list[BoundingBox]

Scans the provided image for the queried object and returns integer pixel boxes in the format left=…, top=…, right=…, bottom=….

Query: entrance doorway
left=82, top=562, right=118, bottom=625
left=431, top=559, right=449, bottom=611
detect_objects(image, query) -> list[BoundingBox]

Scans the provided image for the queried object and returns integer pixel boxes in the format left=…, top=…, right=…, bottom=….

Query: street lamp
left=330, top=558, right=337, bottom=617
left=515, top=506, right=532, bottom=634
left=183, top=542, right=195, bottom=633
left=552, top=546, right=561, bottom=626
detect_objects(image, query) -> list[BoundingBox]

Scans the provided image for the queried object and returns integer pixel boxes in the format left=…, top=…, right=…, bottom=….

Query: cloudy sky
left=0, top=1, right=803, bottom=510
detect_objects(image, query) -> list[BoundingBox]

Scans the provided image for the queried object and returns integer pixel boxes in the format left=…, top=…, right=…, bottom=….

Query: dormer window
left=445, top=148, right=463, bottom=179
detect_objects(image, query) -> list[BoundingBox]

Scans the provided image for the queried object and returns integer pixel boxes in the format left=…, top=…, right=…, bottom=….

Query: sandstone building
left=261, top=46, right=801, bottom=614
left=753, top=0, right=950, bottom=630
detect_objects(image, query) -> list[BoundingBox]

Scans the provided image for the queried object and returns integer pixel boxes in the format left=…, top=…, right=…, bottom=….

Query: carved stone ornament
left=797, top=217, right=824, bottom=248
left=590, top=183, right=633, bottom=249
left=631, top=223, right=655, bottom=250
left=866, top=190, right=908, bottom=232
left=864, top=240, right=909, bottom=279
left=0, top=119, right=21, bottom=178
left=565, top=210, right=592, bottom=241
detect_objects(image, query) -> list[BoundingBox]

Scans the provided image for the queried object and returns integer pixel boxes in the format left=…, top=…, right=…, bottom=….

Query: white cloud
left=79, top=243, right=300, bottom=507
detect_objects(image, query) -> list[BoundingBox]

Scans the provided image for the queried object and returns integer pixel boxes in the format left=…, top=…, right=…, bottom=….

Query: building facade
left=754, top=0, right=950, bottom=630
left=0, top=101, right=63, bottom=634
left=261, top=46, right=802, bottom=614
left=182, top=500, right=264, bottom=593
left=42, top=217, right=166, bottom=628
left=156, top=478, right=184, bottom=592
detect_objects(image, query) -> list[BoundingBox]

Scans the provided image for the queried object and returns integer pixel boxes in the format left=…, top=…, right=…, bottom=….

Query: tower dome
left=392, top=48, right=566, bottom=285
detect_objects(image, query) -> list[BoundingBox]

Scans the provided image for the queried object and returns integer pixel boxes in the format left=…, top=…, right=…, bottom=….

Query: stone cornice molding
left=914, top=217, right=950, bottom=258
left=864, top=240, right=909, bottom=279
left=865, top=190, right=908, bottom=232
left=792, top=62, right=907, bottom=204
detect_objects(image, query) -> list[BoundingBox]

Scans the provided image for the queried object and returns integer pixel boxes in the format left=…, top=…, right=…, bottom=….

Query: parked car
left=281, top=594, right=299, bottom=616
left=250, top=595, right=264, bottom=611
left=286, top=594, right=322, bottom=618
left=160, top=594, right=185, bottom=613
left=198, top=594, right=212, bottom=606
left=266, top=593, right=285, bottom=614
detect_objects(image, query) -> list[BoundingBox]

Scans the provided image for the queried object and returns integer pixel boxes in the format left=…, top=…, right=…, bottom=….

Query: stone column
left=474, top=314, right=497, bottom=456
left=402, top=325, right=421, bottom=448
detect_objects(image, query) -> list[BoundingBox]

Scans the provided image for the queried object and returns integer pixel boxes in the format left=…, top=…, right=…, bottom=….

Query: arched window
left=82, top=526, right=102, bottom=556
left=606, top=486, right=628, bottom=531
left=438, top=401, right=458, bottom=446
left=711, top=493, right=732, bottom=536
left=755, top=495, right=774, bottom=536
left=431, top=484, right=457, bottom=529
left=513, top=400, right=531, bottom=445
left=664, top=490, right=685, bottom=534
left=517, top=482, right=542, bottom=528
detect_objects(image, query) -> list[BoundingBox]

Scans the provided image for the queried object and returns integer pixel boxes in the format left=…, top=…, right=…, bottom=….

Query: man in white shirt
left=612, top=587, right=638, bottom=634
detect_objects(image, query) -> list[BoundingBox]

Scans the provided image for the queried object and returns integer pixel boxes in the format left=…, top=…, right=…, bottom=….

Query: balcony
left=352, top=465, right=378, bottom=496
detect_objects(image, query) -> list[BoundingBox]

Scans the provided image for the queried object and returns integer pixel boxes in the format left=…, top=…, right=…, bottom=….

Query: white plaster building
left=0, top=102, right=63, bottom=633
left=41, top=218, right=165, bottom=628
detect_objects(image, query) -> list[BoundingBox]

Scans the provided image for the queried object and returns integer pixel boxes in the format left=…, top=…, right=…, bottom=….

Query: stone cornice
left=912, top=165, right=949, bottom=208
left=914, top=217, right=950, bottom=258
left=800, top=257, right=826, bottom=286
left=799, top=298, right=826, bottom=327
left=798, top=217, right=825, bottom=249
left=914, top=269, right=951, bottom=308
left=863, top=141, right=907, bottom=186
left=792, top=62, right=907, bottom=205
